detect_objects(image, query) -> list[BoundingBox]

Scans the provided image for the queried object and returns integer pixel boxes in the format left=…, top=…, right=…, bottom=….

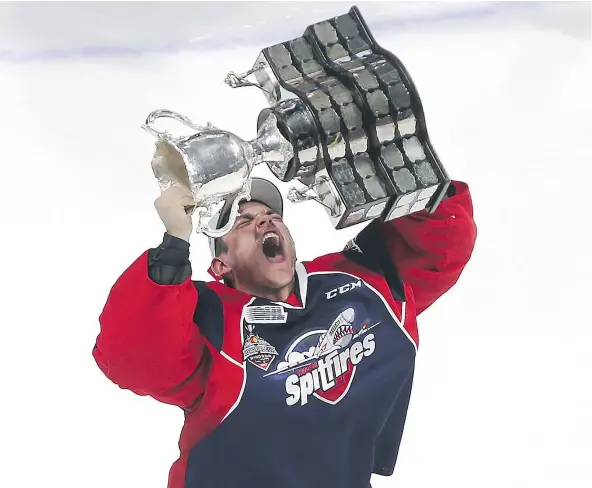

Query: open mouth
left=261, top=231, right=285, bottom=263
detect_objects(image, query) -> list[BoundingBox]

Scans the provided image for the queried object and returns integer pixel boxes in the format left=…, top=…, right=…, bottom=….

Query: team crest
left=242, top=324, right=278, bottom=371
left=264, top=307, right=380, bottom=406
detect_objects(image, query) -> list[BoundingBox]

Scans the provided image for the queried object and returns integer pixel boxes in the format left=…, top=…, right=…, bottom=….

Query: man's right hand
left=154, top=184, right=195, bottom=242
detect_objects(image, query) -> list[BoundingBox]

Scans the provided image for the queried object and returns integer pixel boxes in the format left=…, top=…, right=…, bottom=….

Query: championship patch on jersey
left=263, top=307, right=380, bottom=406
left=242, top=324, right=278, bottom=371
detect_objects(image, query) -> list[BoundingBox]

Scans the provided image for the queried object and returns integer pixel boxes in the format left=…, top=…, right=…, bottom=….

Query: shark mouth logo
left=265, top=308, right=380, bottom=406
left=333, top=324, right=355, bottom=345
left=314, top=309, right=357, bottom=356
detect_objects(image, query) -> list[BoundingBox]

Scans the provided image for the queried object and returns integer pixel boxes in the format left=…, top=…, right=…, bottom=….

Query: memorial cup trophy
left=142, top=6, right=450, bottom=238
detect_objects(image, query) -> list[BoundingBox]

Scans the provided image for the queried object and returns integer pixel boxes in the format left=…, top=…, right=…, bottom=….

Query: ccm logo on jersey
left=326, top=280, right=362, bottom=300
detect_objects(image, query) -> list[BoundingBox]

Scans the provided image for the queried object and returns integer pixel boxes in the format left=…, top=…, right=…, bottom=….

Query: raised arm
left=349, top=181, right=477, bottom=315
left=93, top=234, right=213, bottom=410
left=93, top=179, right=217, bottom=409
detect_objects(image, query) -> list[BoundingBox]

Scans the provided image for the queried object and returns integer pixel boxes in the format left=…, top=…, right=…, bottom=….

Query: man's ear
left=210, top=257, right=232, bottom=279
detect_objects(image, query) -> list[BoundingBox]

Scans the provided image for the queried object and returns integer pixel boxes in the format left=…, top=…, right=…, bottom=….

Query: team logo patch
left=242, top=324, right=278, bottom=371
left=264, top=307, right=380, bottom=406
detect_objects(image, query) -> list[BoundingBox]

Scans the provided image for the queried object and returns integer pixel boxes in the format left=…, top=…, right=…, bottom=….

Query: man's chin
left=258, top=259, right=295, bottom=286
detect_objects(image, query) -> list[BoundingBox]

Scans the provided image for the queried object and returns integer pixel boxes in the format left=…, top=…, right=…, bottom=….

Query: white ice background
left=0, top=2, right=591, bottom=488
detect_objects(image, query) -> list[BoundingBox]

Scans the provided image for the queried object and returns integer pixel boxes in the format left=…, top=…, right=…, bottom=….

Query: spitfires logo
left=243, top=324, right=278, bottom=371
left=264, top=307, right=380, bottom=406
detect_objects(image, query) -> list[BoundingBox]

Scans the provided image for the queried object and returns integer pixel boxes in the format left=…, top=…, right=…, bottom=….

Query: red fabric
left=93, top=251, right=213, bottom=409
left=379, top=181, right=477, bottom=315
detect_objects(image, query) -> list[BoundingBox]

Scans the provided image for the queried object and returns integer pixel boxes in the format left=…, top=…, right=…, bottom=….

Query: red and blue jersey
left=93, top=181, right=477, bottom=488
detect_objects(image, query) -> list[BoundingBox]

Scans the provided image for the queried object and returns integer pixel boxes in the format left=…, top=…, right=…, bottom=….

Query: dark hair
left=214, top=236, right=228, bottom=256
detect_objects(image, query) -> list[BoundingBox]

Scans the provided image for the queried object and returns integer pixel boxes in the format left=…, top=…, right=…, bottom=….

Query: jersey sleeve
left=92, top=234, right=213, bottom=410
left=348, top=181, right=477, bottom=315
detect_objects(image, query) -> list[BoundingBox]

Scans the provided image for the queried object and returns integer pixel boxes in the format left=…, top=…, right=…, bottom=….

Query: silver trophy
left=142, top=109, right=294, bottom=237
left=142, top=6, right=450, bottom=237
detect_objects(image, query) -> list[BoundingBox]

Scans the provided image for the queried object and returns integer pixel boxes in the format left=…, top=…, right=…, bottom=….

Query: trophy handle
left=287, top=177, right=342, bottom=217
left=195, top=189, right=253, bottom=238
left=142, top=109, right=210, bottom=141
left=224, top=63, right=268, bottom=93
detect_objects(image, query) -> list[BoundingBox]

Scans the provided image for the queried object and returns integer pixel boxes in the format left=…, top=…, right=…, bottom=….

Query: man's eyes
left=234, top=213, right=282, bottom=228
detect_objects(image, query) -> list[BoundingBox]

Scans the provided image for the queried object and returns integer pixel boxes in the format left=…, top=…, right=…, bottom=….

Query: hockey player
left=93, top=149, right=477, bottom=488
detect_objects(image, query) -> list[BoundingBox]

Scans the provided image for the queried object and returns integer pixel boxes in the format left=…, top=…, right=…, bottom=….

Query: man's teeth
left=263, top=232, right=279, bottom=244
left=262, top=232, right=283, bottom=258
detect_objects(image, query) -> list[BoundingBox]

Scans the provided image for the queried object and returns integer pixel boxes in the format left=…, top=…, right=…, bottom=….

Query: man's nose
left=256, top=213, right=272, bottom=227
